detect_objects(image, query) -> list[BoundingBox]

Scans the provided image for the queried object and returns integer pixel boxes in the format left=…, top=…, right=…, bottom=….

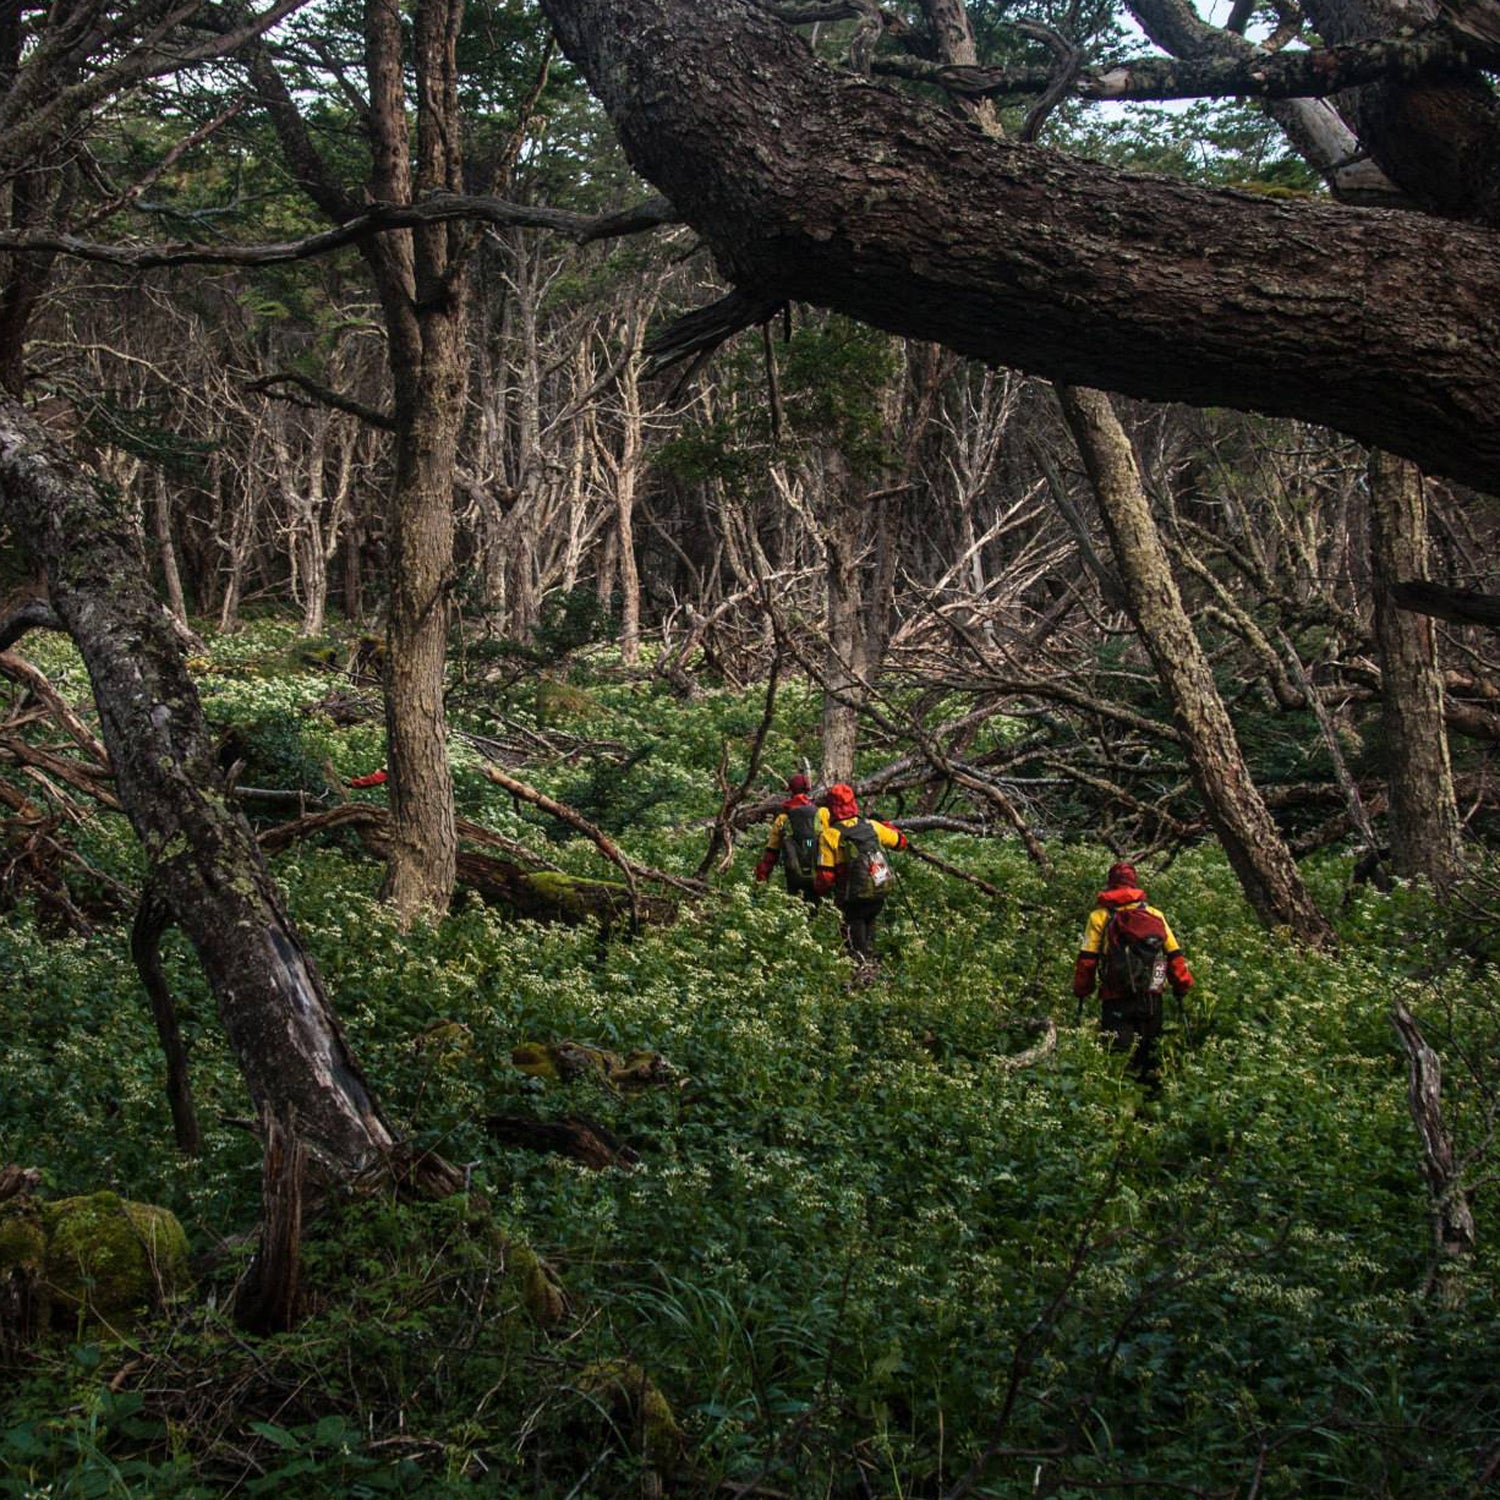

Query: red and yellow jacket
left=1072, top=883, right=1193, bottom=1001
left=753, top=793, right=828, bottom=881
left=811, top=783, right=907, bottom=898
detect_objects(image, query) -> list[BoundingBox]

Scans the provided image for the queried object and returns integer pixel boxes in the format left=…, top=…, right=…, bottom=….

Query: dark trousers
left=787, top=880, right=822, bottom=908
left=838, top=897, right=885, bottom=962
left=1100, top=993, right=1163, bottom=1082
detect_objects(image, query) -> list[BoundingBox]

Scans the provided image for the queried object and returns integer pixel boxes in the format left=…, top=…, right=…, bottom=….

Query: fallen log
left=485, top=1114, right=639, bottom=1170
left=258, top=802, right=680, bottom=926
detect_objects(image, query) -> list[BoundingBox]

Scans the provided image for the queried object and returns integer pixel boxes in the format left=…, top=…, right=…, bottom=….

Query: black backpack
left=841, top=818, right=893, bottom=901
left=1103, top=904, right=1169, bottom=1001
left=780, top=804, right=821, bottom=889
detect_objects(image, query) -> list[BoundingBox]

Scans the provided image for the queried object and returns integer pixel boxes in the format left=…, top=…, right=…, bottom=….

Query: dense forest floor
left=1, top=621, right=1497, bottom=1499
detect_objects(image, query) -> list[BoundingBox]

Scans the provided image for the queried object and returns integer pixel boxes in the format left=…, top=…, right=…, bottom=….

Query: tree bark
left=1368, top=451, right=1465, bottom=885
left=249, top=0, right=468, bottom=921
left=368, top=0, right=467, bottom=922
left=1390, top=1001, right=1476, bottom=1304
left=152, top=471, right=189, bottom=627
left=0, top=398, right=396, bottom=1175
left=538, top=0, right=1500, bottom=495
left=1299, top=0, right=1500, bottom=225
left=1057, top=386, right=1332, bottom=943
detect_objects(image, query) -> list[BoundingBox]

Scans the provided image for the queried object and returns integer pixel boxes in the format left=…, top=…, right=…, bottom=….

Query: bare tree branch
left=875, top=31, right=1477, bottom=104
left=0, top=193, right=679, bottom=270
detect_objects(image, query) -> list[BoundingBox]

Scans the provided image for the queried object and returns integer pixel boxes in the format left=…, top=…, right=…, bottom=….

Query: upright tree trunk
left=365, top=0, right=468, bottom=922
left=820, top=478, right=863, bottom=783
left=0, top=399, right=396, bottom=1174
left=217, top=466, right=253, bottom=634
left=382, top=332, right=464, bottom=919
left=613, top=339, right=645, bottom=667
left=1368, top=450, right=1464, bottom=885
left=343, top=515, right=365, bottom=625
left=1058, top=385, right=1332, bottom=944
left=152, top=471, right=189, bottom=626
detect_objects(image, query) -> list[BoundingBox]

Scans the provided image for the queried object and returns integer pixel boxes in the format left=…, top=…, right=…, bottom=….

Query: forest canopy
left=1, top=0, right=1499, bottom=1495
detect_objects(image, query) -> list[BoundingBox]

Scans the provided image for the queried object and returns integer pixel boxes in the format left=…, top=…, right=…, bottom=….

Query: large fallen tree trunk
left=539, top=0, right=1500, bottom=495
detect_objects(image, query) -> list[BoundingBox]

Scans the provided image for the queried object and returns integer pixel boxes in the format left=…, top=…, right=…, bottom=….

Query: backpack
left=1103, top=904, right=1169, bottom=1001
left=841, top=818, right=893, bottom=901
left=780, top=804, right=821, bottom=889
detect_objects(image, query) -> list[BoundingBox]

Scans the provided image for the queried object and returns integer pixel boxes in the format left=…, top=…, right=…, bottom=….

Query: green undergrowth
left=1, top=622, right=1498, bottom=1497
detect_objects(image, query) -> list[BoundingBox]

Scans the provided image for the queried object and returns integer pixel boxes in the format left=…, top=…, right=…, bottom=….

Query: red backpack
left=1103, top=904, right=1169, bottom=1000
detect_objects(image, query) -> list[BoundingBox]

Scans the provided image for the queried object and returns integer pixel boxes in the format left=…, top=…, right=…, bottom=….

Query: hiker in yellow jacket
left=812, top=782, right=907, bottom=970
left=1073, top=861, right=1193, bottom=1083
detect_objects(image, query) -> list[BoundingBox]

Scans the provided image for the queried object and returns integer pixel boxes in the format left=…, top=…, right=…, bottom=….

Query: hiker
left=812, top=782, right=908, bottom=970
left=753, top=773, right=829, bottom=904
left=1072, top=861, right=1193, bottom=1085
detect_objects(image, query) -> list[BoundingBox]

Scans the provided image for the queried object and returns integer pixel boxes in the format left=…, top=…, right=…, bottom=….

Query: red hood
left=825, top=783, right=860, bottom=821
left=782, top=792, right=814, bottom=811
left=1098, top=885, right=1145, bottom=907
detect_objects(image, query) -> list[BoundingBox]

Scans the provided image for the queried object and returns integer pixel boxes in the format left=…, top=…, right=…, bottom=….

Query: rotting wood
left=992, top=1016, right=1058, bottom=1072
left=234, top=1106, right=308, bottom=1335
left=1390, top=1001, right=1476, bottom=1303
left=485, top=1114, right=639, bottom=1170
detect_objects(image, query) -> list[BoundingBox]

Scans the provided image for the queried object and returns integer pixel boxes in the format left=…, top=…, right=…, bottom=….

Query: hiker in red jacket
left=753, top=773, right=829, bottom=904
left=1073, top=861, right=1193, bottom=1084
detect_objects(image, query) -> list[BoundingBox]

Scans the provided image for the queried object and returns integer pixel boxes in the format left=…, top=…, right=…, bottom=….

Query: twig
left=481, top=763, right=708, bottom=897
left=697, top=652, right=781, bottom=878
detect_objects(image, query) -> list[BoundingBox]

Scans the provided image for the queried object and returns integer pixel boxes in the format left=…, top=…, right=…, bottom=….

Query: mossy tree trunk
left=1057, top=385, right=1333, bottom=944
left=0, top=398, right=397, bottom=1178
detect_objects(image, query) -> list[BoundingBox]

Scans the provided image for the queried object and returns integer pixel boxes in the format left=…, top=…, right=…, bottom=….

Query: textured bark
left=371, top=0, right=466, bottom=922
left=920, top=0, right=1002, bottom=134
left=539, top=0, right=1500, bottom=494
left=248, top=0, right=466, bottom=920
left=1058, top=386, right=1332, bottom=943
left=1126, top=0, right=1406, bottom=206
left=235, top=1107, right=308, bottom=1335
left=1390, top=1001, right=1476, bottom=1303
left=1301, top=0, right=1500, bottom=224
left=0, top=398, right=395, bottom=1175
left=381, top=339, right=464, bottom=922
left=1368, top=452, right=1465, bottom=885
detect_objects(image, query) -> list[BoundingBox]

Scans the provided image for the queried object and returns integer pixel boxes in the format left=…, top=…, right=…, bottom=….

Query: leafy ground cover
left=1, top=622, right=1497, bottom=1498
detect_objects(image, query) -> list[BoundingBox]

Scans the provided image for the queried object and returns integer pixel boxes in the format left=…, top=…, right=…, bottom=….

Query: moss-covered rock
left=504, top=1239, right=567, bottom=1327
left=37, top=1191, right=192, bottom=1334
left=577, top=1359, right=685, bottom=1476
left=511, top=1038, right=680, bottom=1091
